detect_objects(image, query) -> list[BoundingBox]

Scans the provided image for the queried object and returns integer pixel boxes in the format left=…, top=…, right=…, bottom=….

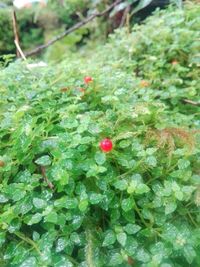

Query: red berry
left=100, top=138, right=113, bottom=153
left=84, top=76, right=93, bottom=84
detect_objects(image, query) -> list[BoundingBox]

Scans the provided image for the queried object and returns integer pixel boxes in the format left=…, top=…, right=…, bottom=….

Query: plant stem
left=41, top=166, right=54, bottom=189
left=66, top=255, right=79, bottom=266
left=86, top=229, right=95, bottom=267
left=14, top=231, right=42, bottom=256
left=134, top=202, right=149, bottom=228
left=187, top=211, right=198, bottom=228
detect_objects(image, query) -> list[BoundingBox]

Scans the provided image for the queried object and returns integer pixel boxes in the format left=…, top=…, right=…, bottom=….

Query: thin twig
left=41, top=166, right=54, bottom=189
left=120, top=5, right=130, bottom=27
left=14, top=40, right=27, bottom=60
left=12, top=9, right=20, bottom=57
left=183, top=99, right=200, bottom=106
left=25, top=0, right=123, bottom=56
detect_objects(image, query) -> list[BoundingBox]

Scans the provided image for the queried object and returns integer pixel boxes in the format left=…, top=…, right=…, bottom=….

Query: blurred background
left=0, top=0, right=181, bottom=61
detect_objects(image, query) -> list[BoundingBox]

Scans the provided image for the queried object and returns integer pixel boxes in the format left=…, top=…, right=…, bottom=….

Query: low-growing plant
left=0, top=3, right=200, bottom=267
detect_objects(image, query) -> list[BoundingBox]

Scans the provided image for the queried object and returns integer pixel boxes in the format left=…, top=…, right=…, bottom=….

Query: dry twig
left=183, top=99, right=200, bottom=106
left=41, top=166, right=54, bottom=189
left=120, top=4, right=131, bottom=27
left=12, top=9, right=20, bottom=57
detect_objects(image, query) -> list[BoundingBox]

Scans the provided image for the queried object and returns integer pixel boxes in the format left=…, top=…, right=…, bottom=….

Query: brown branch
left=25, top=0, right=123, bottom=57
left=41, top=166, right=54, bottom=189
left=12, top=9, right=20, bottom=57
left=14, top=40, right=27, bottom=60
left=183, top=99, right=200, bottom=106
left=120, top=5, right=130, bottom=27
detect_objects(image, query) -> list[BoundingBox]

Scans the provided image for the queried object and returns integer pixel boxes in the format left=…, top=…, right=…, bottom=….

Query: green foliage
left=0, top=9, right=15, bottom=55
left=0, top=7, right=44, bottom=55
left=0, top=1, right=84, bottom=56
left=48, top=0, right=88, bottom=25
left=0, top=3, right=200, bottom=266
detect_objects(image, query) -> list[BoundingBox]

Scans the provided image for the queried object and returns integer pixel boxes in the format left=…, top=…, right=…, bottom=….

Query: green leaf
left=184, top=245, right=196, bottom=264
left=8, top=218, right=21, bottom=233
left=86, top=164, right=107, bottom=177
left=103, top=231, right=116, bottom=247
left=16, top=170, right=32, bottom=183
left=56, top=238, right=67, bottom=252
left=114, top=180, right=128, bottom=191
left=4, top=183, right=26, bottom=202
left=27, top=213, right=43, bottom=225
left=117, top=232, right=127, bottom=247
left=178, top=159, right=190, bottom=170
left=44, top=211, right=58, bottom=224
left=66, top=198, right=78, bottom=209
left=125, top=236, right=138, bottom=255
left=146, top=156, right=157, bottom=167
left=119, top=140, right=131, bottom=148
left=127, top=180, right=137, bottom=194
left=0, top=194, right=9, bottom=203
left=35, top=155, right=51, bottom=166
left=124, top=224, right=141, bottom=234
left=162, top=224, right=178, bottom=242
left=79, top=199, right=88, bottom=212
left=15, top=196, right=33, bottom=215
left=165, top=201, right=177, bottom=215
left=88, top=123, right=101, bottom=134
left=54, top=196, right=68, bottom=208
left=136, top=248, right=151, bottom=263
left=33, top=198, right=46, bottom=209
left=174, top=190, right=183, bottom=201
left=135, top=183, right=150, bottom=194
left=51, top=167, right=69, bottom=185
left=182, top=186, right=195, bottom=200
left=121, top=198, right=133, bottom=212
left=60, top=118, right=78, bottom=129
left=32, top=231, right=40, bottom=241
left=108, top=253, right=123, bottom=266
left=80, top=136, right=94, bottom=144
left=89, top=193, right=104, bottom=204
left=70, top=232, right=81, bottom=245
left=95, top=151, right=106, bottom=165
left=146, top=147, right=157, bottom=155
left=53, top=256, right=73, bottom=267
left=18, top=257, right=37, bottom=267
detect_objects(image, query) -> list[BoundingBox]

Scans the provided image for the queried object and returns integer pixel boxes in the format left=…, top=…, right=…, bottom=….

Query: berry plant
left=0, top=3, right=200, bottom=267
left=100, top=139, right=113, bottom=153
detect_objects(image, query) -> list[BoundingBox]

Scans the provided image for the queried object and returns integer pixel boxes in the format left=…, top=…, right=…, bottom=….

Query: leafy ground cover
left=0, top=3, right=200, bottom=267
